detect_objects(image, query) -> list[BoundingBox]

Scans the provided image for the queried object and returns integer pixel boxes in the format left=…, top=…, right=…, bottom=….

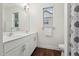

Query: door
left=0, top=4, right=3, bottom=56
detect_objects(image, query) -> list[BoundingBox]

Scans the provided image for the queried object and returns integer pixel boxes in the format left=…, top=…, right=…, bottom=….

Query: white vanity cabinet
left=3, top=32, right=37, bottom=56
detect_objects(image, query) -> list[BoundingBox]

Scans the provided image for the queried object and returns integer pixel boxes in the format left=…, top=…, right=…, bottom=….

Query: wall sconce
left=20, top=3, right=29, bottom=11
left=23, top=3, right=29, bottom=11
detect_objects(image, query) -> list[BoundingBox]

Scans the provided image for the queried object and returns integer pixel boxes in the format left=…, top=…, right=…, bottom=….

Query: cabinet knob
left=22, top=45, right=26, bottom=52
left=34, top=37, right=36, bottom=41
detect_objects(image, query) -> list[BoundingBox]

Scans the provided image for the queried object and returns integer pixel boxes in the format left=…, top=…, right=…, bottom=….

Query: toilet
left=58, top=44, right=64, bottom=56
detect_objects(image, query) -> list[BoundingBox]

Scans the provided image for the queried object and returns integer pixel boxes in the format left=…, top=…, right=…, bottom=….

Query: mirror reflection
left=3, top=3, right=30, bottom=33
left=43, top=7, right=53, bottom=28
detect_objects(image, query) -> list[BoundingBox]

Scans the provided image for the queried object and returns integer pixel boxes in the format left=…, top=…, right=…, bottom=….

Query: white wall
left=0, top=4, right=3, bottom=56
left=3, top=3, right=29, bottom=32
left=29, top=3, right=64, bottom=50
left=29, top=3, right=42, bottom=32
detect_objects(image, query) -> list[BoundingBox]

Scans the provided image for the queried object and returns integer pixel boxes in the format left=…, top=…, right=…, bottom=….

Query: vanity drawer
left=5, top=43, right=26, bottom=56
left=4, top=37, right=27, bottom=53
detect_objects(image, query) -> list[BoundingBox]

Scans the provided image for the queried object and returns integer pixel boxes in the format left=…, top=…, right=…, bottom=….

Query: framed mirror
left=3, top=3, right=29, bottom=32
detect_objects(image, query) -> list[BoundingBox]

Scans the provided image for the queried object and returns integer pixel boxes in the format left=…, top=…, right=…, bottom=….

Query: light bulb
left=26, top=3, right=29, bottom=9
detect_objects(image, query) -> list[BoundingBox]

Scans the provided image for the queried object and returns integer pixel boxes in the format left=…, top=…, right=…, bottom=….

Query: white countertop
left=3, top=31, right=37, bottom=43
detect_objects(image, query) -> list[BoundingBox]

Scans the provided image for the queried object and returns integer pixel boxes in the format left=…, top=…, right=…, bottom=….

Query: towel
left=44, top=28, right=52, bottom=36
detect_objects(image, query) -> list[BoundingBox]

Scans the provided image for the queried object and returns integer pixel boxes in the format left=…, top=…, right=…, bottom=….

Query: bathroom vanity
left=2, top=3, right=37, bottom=56
left=3, top=32, right=38, bottom=56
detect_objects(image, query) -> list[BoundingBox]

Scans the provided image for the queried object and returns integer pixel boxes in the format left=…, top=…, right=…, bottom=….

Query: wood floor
left=31, top=47, right=61, bottom=56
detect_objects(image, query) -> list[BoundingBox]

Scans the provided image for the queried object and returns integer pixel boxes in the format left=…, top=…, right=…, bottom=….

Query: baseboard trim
left=37, top=44, right=60, bottom=51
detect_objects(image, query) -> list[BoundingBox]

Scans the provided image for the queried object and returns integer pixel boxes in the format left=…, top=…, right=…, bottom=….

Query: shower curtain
left=70, top=3, right=79, bottom=56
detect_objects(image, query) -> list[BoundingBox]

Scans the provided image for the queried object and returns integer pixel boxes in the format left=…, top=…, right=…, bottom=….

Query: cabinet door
left=5, top=44, right=26, bottom=56
left=24, top=43, right=31, bottom=56
left=26, top=34, right=37, bottom=55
